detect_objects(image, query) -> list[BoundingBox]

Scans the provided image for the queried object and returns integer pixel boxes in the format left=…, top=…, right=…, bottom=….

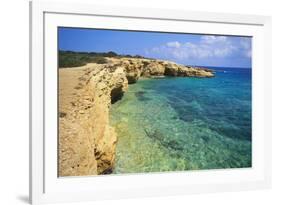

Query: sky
left=58, top=27, right=252, bottom=68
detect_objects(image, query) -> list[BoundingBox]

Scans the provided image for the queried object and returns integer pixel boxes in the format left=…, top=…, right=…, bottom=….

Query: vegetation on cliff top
left=59, top=50, right=145, bottom=68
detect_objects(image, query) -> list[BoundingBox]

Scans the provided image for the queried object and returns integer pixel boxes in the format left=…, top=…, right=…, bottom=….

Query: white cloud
left=146, top=35, right=252, bottom=61
left=240, top=37, right=251, bottom=49
left=201, top=36, right=227, bottom=44
left=239, top=37, right=252, bottom=58
left=166, top=41, right=181, bottom=48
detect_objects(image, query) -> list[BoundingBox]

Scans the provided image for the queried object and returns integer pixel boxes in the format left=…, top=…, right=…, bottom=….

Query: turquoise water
left=110, top=67, right=252, bottom=174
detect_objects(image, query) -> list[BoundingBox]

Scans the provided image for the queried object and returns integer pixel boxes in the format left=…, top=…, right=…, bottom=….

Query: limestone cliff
left=59, top=57, right=214, bottom=176
left=109, top=58, right=214, bottom=83
left=59, top=64, right=128, bottom=176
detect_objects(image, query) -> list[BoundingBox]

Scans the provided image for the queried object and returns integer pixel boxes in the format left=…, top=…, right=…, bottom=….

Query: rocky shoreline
left=58, top=57, right=214, bottom=176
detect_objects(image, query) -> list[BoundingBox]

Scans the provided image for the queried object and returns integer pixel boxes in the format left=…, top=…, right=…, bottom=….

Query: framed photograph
left=30, top=0, right=272, bottom=204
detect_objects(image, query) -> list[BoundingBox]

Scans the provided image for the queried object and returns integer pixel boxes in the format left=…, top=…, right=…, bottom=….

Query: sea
left=110, top=66, right=252, bottom=174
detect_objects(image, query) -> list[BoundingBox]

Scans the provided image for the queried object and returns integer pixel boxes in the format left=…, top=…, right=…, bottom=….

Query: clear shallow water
left=110, top=67, right=252, bottom=174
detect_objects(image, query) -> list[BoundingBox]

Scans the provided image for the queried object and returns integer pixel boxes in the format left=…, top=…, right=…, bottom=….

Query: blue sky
left=59, top=27, right=252, bottom=68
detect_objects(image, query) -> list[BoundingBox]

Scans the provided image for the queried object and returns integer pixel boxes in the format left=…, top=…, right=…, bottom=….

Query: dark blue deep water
left=110, top=67, right=252, bottom=174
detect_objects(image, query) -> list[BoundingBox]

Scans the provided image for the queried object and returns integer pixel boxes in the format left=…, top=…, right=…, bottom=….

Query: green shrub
left=58, top=50, right=144, bottom=68
left=90, top=56, right=108, bottom=64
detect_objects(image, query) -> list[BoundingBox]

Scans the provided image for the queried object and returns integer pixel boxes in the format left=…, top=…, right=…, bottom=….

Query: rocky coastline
left=58, top=57, right=214, bottom=176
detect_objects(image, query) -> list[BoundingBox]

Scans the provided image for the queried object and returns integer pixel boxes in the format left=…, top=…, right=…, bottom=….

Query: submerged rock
left=135, top=91, right=151, bottom=101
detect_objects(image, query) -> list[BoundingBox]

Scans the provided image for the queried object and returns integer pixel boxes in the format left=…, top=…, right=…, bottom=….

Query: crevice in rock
left=110, top=86, right=124, bottom=104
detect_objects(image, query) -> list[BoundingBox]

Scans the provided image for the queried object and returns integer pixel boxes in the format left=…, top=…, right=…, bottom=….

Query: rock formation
left=109, top=58, right=214, bottom=83
left=59, top=57, right=214, bottom=176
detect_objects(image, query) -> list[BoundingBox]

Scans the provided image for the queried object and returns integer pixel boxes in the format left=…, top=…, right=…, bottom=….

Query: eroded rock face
left=59, top=64, right=128, bottom=176
left=59, top=57, right=214, bottom=176
left=143, top=61, right=166, bottom=76
left=164, top=63, right=180, bottom=76
left=118, top=60, right=142, bottom=84
left=109, top=57, right=214, bottom=82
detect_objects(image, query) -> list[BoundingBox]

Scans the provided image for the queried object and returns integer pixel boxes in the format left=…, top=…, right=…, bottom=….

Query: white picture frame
left=30, top=0, right=272, bottom=204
